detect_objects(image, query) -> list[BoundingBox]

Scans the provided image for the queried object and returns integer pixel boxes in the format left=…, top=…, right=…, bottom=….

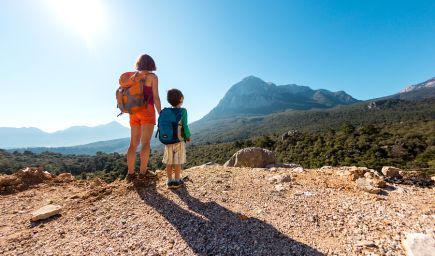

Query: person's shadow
left=135, top=182, right=323, bottom=255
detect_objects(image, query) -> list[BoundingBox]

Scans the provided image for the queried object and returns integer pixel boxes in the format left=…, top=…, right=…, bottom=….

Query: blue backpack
left=156, top=108, right=183, bottom=144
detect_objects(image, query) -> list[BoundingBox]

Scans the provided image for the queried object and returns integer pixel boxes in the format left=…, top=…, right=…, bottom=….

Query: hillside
left=190, top=98, right=435, bottom=145
left=2, top=112, right=433, bottom=180
left=0, top=166, right=433, bottom=255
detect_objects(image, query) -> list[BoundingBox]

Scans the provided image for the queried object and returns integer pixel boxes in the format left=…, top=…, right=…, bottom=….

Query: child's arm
left=181, top=108, right=191, bottom=140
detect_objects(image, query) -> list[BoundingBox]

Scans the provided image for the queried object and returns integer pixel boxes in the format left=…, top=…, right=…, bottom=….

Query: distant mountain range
left=0, top=121, right=129, bottom=148
left=203, top=76, right=358, bottom=120
left=189, top=76, right=435, bottom=144
left=9, top=138, right=131, bottom=155
left=4, top=76, right=434, bottom=154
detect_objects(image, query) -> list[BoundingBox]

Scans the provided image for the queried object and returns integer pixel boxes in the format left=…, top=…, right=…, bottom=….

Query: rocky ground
left=0, top=166, right=434, bottom=255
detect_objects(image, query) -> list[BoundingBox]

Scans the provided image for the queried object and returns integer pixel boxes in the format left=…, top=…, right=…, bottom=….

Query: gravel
left=0, top=166, right=434, bottom=255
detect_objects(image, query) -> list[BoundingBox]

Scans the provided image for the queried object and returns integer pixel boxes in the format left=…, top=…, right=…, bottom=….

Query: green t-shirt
left=180, top=108, right=191, bottom=139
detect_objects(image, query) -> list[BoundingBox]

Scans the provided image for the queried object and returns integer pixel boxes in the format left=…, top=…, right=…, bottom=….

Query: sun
left=44, top=0, right=108, bottom=47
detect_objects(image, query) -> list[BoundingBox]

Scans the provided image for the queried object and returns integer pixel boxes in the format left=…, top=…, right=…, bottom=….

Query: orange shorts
left=129, top=106, right=156, bottom=126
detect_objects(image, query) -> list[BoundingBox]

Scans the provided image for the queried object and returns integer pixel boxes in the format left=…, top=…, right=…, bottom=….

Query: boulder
left=402, top=233, right=435, bottom=256
left=336, top=166, right=368, bottom=181
left=1, top=167, right=53, bottom=194
left=30, top=204, right=62, bottom=221
left=224, top=147, right=276, bottom=168
left=364, top=172, right=386, bottom=187
left=15, top=167, right=53, bottom=184
left=381, top=166, right=402, bottom=178
left=56, top=173, right=75, bottom=182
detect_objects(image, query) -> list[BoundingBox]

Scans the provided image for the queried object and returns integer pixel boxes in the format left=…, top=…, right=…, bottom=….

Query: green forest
left=1, top=119, right=433, bottom=183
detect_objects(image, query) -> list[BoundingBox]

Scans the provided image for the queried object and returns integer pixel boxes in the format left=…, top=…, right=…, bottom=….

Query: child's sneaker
left=167, top=180, right=176, bottom=188
left=171, top=179, right=185, bottom=189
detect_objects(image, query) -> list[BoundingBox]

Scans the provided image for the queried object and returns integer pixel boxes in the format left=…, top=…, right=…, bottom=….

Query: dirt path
left=0, top=166, right=434, bottom=255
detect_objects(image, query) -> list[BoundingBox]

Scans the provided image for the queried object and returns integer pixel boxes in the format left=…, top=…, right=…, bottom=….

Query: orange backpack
left=116, top=72, right=151, bottom=116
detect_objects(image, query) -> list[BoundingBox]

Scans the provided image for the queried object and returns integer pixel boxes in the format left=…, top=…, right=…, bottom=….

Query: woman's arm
left=151, top=74, right=161, bottom=113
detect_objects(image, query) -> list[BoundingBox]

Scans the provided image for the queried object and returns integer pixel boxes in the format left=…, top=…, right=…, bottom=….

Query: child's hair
left=167, top=89, right=184, bottom=107
left=135, top=54, right=156, bottom=71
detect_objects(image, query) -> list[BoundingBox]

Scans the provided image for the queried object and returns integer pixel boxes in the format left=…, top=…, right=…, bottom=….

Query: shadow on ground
left=135, top=182, right=323, bottom=255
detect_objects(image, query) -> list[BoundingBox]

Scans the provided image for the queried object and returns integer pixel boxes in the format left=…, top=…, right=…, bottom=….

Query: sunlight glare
left=45, top=0, right=108, bottom=48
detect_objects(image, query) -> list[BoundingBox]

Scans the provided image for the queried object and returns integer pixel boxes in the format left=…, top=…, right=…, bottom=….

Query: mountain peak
left=401, top=77, right=435, bottom=93
left=242, top=75, right=264, bottom=82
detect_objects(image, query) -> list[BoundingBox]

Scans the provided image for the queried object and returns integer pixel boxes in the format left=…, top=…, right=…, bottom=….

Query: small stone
left=355, top=240, right=376, bottom=248
left=275, top=184, right=286, bottom=192
left=293, top=167, right=304, bottom=173
left=30, top=204, right=62, bottom=221
left=303, top=191, right=314, bottom=196
left=395, top=187, right=408, bottom=194
left=356, top=178, right=381, bottom=194
left=267, top=174, right=292, bottom=184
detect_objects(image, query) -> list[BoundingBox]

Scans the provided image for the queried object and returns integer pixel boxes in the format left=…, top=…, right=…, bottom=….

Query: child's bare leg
left=174, top=164, right=182, bottom=180
left=166, top=165, right=173, bottom=180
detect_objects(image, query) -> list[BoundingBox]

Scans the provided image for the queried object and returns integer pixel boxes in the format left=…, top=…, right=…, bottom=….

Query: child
left=163, top=88, right=191, bottom=188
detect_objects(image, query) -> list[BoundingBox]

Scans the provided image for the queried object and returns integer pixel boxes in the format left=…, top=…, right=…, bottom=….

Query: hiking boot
left=125, top=173, right=136, bottom=182
left=139, top=170, right=157, bottom=180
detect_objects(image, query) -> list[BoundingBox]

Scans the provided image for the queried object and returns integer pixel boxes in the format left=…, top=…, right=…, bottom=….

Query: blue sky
left=1, top=0, right=434, bottom=132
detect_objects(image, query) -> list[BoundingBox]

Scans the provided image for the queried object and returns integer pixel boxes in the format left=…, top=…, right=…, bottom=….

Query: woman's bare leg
left=139, top=124, right=155, bottom=173
left=127, top=126, right=141, bottom=174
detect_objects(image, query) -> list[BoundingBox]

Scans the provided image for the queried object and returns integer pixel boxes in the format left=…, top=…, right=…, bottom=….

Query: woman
left=119, top=54, right=161, bottom=181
